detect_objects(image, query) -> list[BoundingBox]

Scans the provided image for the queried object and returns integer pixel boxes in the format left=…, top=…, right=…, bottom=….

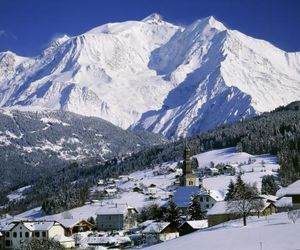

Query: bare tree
left=226, top=175, right=263, bottom=226
left=287, top=210, right=300, bottom=224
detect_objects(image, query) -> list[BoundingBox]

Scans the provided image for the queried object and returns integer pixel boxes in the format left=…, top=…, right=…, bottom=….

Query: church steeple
left=183, top=144, right=192, bottom=175
left=180, top=140, right=197, bottom=186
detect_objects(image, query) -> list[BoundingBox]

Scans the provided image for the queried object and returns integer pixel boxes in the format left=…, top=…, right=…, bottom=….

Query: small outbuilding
left=179, top=220, right=208, bottom=235
left=142, top=222, right=179, bottom=244
left=277, top=180, right=300, bottom=209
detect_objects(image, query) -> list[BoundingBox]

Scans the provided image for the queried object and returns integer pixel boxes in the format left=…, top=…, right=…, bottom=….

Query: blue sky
left=0, top=0, right=299, bottom=56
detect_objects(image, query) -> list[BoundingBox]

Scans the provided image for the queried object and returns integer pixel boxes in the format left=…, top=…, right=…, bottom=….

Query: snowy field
left=142, top=212, right=300, bottom=250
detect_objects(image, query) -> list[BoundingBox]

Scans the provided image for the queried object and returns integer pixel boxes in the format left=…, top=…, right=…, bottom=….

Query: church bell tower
left=180, top=142, right=197, bottom=186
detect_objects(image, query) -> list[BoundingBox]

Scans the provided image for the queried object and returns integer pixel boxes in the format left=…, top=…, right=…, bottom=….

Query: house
left=167, top=186, right=223, bottom=214
left=96, top=204, right=138, bottom=231
left=256, top=199, right=277, bottom=217
left=198, top=189, right=224, bottom=211
left=58, top=219, right=95, bottom=236
left=207, top=201, right=235, bottom=227
left=104, top=188, right=118, bottom=197
left=179, top=220, right=208, bottom=236
left=205, top=167, right=219, bottom=176
left=142, top=222, right=179, bottom=244
left=275, top=197, right=293, bottom=212
left=277, top=179, right=300, bottom=209
left=2, top=220, right=66, bottom=249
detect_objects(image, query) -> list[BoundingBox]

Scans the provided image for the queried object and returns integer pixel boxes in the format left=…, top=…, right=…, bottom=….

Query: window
left=108, top=216, right=111, bottom=220
left=206, top=197, right=209, bottom=202
left=13, top=232, right=17, bottom=238
left=5, top=232, right=10, bottom=237
left=200, top=197, right=203, bottom=202
left=20, top=232, right=23, bottom=238
left=35, top=232, right=40, bottom=237
left=25, top=232, right=29, bottom=238
left=206, top=204, right=209, bottom=209
left=5, top=240, right=11, bottom=247
left=42, top=232, right=46, bottom=237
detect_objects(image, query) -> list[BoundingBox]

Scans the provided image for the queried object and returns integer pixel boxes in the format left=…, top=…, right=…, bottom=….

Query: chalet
left=256, top=199, right=277, bottom=217
left=104, top=188, right=118, bottom=197
left=96, top=204, right=138, bottom=231
left=2, top=220, right=67, bottom=249
left=277, top=179, right=300, bottom=209
left=207, top=201, right=235, bottom=227
left=142, top=222, right=179, bottom=244
left=179, top=220, right=208, bottom=236
left=205, top=167, right=219, bottom=176
left=58, top=219, right=95, bottom=236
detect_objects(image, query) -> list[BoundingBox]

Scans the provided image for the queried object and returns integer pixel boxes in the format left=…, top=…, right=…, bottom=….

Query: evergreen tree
left=261, top=175, right=279, bottom=195
left=163, top=199, right=181, bottom=227
left=137, top=203, right=163, bottom=222
left=225, top=179, right=235, bottom=201
left=188, top=194, right=204, bottom=220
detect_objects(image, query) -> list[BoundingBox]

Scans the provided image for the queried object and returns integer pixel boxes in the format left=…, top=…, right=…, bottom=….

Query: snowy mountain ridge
left=0, top=14, right=299, bottom=138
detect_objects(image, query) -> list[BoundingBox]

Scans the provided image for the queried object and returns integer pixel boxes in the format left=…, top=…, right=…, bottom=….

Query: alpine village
left=0, top=3, right=300, bottom=250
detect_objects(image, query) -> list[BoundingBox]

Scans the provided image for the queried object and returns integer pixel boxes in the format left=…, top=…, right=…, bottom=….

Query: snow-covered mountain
left=0, top=108, right=165, bottom=189
left=0, top=14, right=299, bottom=138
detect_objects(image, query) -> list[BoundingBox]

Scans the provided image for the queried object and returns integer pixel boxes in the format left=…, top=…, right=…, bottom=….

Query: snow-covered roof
left=3, top=221, right=57, bottom=232
left=23, top=221, right=55, bottom=231
left=172, top=187, right=200, bottom=208
left=207, top=201, right=229, bottom=215
left=142, top=222, right=171, bottom=233
left=85, top=236, right=130, bottom=244
left=97, top=204, right=135, bottom=215
left=54, top=218, right=80, bottom=228
left=275, top=197, right=293, bottom=208
left=2, top=223, right=16, bottom=231
left=260, top=194, right=278, bottom=202
left=139, top=220, right=155, bottom=229
left=53, top=235, right=75, bottom=243
left=277, top=180, right=300, bottom=197
left=180, top=220, right=208, bottom=229
left=201, top=190, right=224, bottom=202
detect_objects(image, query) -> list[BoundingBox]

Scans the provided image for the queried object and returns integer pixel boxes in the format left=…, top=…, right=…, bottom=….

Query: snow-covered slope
left=143, top=212, right=300, bottom=250
left=1, top=14, right=299, bottom=138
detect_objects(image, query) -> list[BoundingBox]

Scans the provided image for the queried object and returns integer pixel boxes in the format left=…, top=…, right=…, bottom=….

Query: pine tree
left=225, top=179, right=235, bottom=201
left=261, top=175, right=279, bottom=195
left=188, top=194, right=204, bottom=220
left=164, top=199, right=181, bottom=227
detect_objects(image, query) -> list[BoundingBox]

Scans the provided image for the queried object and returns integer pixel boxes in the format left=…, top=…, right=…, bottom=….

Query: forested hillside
left=1, top=102, right=299, bottom=215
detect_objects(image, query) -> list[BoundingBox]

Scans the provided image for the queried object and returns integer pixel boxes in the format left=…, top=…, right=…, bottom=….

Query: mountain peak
left=142, top=13, right=163, bottom=24
left=204, top=16, right=226, bottom=31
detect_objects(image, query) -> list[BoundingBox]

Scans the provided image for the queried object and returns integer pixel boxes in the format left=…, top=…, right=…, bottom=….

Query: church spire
left=180, top=138, right=196, bottom=186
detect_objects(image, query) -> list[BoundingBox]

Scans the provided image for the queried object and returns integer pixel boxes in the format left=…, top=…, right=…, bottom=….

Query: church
left=180, top=144, right=198, bottom=186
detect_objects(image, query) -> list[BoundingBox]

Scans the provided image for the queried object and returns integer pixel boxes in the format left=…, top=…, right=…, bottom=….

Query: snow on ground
left=142, top=212, right=300, bottom=250
left=1, top=148, right=279, bottom=227
left=195, top=147, right=279, bottom=193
